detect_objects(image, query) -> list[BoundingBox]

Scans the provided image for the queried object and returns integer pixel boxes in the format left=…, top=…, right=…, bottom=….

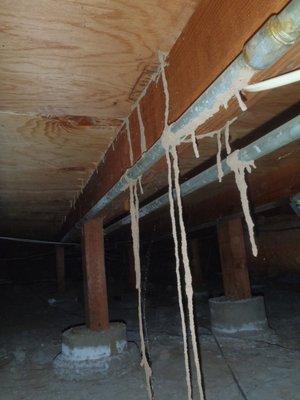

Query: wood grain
left=0, top=0, right=199, bottom=237
left=0, top=0, right=198, bottom=117
left=0, top=113, right=119, bottom=237
left=82, top=216, right=109, bottom=331
left=217, top=218, right=251, bottom=300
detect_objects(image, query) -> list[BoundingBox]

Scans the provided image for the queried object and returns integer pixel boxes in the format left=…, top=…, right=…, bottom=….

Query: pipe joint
left=243, top=0, right=300, bottom=70
left=269, top=15, right=298, bottom=46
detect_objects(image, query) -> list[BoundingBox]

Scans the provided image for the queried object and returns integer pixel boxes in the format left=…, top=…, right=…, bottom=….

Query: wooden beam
left=55, top=246, right=65, bottom=293
left=60, top=0, right=289, bottom=240
left=217, top=217, right=251, bottom=300
left=82, top=217, right=109, bottom=331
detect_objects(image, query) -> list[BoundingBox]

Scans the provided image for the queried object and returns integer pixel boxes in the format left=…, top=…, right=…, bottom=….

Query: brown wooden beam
left=217, top=217, right=251, bottom=300
left=55, top=246, right=65, bottom=293
left=60, top=0, right=289, bottom=240
left=82, top=217, right=109, bottom=331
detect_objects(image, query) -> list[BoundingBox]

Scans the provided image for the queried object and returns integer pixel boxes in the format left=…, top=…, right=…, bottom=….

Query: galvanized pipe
left=0, top=235, right=80, bottom=246
left=105, top=116, right=300, bottom=235
left=62, top=0, right=300, bottom=242
left=243, top=0, right=300, bottom=70
left=171, top=0, right=300, bottom=135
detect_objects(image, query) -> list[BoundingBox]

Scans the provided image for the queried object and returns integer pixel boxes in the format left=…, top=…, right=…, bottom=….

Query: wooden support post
left=128, top=246, right=136, bottom=291
left=190, top=238, right=202, bottom=291
left=82, top=217, right=109, bottom=331
left=56, top=246, right=65, bottom=293
left=217, top=217, right=251, bottom=300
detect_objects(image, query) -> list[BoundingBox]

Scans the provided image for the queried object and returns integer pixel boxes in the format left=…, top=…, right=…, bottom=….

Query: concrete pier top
left=209, top=295, right=269, bottom=335
left=62, top=322, right=127, bottom=360
left=54, top=322, right=138, bottom=380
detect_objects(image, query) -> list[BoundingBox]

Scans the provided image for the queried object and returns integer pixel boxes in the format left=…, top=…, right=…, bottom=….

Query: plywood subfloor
left=0, top=0, right=199, bottom=238
left=0, top=0, right=198, bottom=117
left=0, top=114, right=119, bottom=237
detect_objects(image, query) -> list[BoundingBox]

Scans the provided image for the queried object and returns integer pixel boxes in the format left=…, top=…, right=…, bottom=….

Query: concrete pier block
left=53, top=322, right=138, bottom=380
left=209, top=296, right=269, bottom=335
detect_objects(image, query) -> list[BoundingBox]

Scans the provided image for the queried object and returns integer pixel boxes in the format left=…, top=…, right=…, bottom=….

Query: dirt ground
left=1, top=278, right=300, bottom=400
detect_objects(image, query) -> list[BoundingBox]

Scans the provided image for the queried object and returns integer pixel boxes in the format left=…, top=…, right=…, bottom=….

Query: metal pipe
left=0, top=236, right=80, bottom=246
left=105, top=116, right=300, bottom=235
left=125, top=198, right=289, bottom=243
left=243, top=0, right=300, bottom=70
left=80, top=140, right=165, bottom=224
left=171, top=0, right=300, bottom=135
left=62, top=1, right=300, bottom=242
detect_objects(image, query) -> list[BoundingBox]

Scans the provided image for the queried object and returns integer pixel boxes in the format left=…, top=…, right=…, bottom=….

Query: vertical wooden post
left=217, top=217, right=251, bottom=300
left=82, top=216, right=109, bottom=331
left=190, top=238, right=202, bottom=291
left=56, top=246, right=65, bottom=293
left=128, top=246, right=136, bottom=291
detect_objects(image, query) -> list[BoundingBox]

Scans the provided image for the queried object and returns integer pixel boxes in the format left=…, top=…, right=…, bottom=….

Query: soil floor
left=1, top=279, right=300, bottom=399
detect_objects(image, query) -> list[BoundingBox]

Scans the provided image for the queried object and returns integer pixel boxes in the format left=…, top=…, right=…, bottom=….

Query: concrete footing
left=53, top=322, right=138, bottom=380
left=209, top=295, right=269, bottom=335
